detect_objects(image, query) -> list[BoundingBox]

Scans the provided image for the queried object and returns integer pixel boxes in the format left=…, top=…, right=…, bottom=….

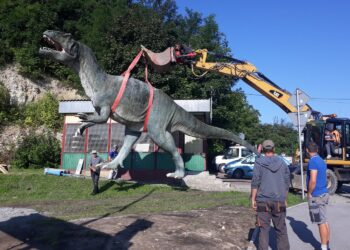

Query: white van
left=214, top=145, right=252, bottom=172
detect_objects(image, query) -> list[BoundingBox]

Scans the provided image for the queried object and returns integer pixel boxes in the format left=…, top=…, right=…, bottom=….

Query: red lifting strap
left=111, top=50, right=154, bottom=132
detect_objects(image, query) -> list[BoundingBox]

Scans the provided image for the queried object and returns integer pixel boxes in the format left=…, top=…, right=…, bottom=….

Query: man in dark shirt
left=306, top=142, right=330, bottom=250
left=89, top=150, right=102, bottom=195
left=251, top=140, right=290, bottom=250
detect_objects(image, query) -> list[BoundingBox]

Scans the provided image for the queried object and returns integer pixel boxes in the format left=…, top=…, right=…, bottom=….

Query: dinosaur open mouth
left=40, top=35, right=63, bottom=52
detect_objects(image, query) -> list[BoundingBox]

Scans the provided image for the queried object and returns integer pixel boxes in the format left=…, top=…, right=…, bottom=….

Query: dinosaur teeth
left=41, top=35, right=62, bottom=52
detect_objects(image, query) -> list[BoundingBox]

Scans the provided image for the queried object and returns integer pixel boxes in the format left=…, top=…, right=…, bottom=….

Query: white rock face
left=0, top=64, right=83, bottom=163
left=0, top=64, right=84, bottom=105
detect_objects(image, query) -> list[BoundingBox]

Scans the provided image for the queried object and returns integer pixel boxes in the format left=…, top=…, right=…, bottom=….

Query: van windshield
left=224, top=148, right=240, bottom=159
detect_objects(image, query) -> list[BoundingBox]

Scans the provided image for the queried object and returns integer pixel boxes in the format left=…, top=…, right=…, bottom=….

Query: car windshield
left=242, top=153, right=256, bottom=164
left=279, top=156, right=291, bottom=165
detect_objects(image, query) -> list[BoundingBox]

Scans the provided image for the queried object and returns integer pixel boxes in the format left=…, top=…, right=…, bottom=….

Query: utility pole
left=296, top=88, right=305, bottom=200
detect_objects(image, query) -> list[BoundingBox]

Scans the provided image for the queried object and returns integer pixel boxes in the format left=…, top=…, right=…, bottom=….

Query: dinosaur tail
left=172, top=106, right=258, bottom=154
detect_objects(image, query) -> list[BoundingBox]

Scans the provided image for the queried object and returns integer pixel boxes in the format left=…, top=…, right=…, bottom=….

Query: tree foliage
left=0, top=0, right=297, bottom=154
left=0, top=82, right=23, bottom=126
left=0, top=82, right=11, bottom=125
left=24, top=93, right=63, bottom=130
left=253, top=119, right=298, bottom=155
left=11, top=132, right=61, bottom=169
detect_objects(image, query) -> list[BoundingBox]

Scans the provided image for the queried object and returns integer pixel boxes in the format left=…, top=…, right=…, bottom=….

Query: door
left=345, top=123, right=350, bottom=160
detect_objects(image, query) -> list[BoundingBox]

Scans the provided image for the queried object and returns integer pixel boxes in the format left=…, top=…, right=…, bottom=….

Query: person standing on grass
left=251, top=140, right=290, bottom=250
left=89, top=150, right=102, bottom=195
left=108, top=145, right=119, bottom=180
left=306, top=142, right=330, bottom=250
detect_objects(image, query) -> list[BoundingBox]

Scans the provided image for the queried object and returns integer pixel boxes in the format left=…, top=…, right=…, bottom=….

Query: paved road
left=265, top=192, right=350, bottom=250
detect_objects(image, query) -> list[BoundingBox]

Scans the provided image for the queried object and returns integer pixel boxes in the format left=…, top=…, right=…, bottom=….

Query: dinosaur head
left=39, top=30, right=79, bottom=63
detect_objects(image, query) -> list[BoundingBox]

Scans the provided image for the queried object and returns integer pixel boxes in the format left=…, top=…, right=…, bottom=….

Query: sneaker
left=327, top=155, right=332, bottom=159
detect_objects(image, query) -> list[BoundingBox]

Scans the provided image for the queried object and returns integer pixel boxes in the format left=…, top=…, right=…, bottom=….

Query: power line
left=244, top=93, right=350, bottom=102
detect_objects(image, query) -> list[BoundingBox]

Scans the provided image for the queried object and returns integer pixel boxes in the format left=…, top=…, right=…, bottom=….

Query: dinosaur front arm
left=77, top=106, right=110, bottom=123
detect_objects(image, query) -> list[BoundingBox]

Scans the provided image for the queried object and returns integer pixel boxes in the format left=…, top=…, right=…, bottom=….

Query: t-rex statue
left=39, top=30, right=257, bottom=179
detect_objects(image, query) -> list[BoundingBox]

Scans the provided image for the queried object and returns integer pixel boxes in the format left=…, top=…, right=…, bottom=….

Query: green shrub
left=0, top=82, right=11, bottom=125
left=11, top=132, right=61, bottom=169
left=24, top=93, right=63, bottom=130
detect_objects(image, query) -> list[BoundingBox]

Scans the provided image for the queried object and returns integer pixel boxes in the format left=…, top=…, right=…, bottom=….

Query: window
left=242, top=149, right=251, bottom=157
left=225, top=148, right=239, bottom=159
left=242, top=155, right=255, bottom=164
left=346, top=124, right=350, bottom=146
left=64, top=124, right=86, bottom=153
left=110, top=123, right=125, bottom=149
left=134, top=133, right=155, bottom=152
left=87, top=124, right=109, bottom=153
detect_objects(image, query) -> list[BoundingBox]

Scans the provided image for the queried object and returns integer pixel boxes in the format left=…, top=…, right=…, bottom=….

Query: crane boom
left=194, top=49, right=311, bottom=114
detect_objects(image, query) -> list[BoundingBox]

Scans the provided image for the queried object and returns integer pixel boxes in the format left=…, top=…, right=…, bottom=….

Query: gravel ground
left=0, top=207, right=39, bottom=223
left=0, top=206, right=255, bottom=250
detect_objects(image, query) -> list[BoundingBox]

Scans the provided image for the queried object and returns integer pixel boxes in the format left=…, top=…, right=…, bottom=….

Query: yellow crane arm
left=194, top=49, right=311, bottom=114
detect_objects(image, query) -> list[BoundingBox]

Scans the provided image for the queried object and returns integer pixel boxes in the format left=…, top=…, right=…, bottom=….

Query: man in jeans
left=89, top=150, right=103, bottom=195
left=306, top=142, right=330, bottom=250
left=251, top=140, right=290, bottom=250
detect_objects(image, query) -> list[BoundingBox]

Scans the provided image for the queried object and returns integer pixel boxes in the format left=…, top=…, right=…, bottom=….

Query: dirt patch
left=0, top=206, right=255, bottom=250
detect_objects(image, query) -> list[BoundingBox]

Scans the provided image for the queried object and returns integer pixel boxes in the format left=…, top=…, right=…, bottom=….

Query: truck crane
left=142, top=45, right=350, bottom=194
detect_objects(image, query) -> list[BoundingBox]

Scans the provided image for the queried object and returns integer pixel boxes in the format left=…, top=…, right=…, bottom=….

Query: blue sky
left=176, top=0, right=350, bottom=124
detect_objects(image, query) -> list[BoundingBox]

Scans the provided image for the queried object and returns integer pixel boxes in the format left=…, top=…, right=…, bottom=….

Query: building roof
left=59, top=99, right=211, bottom=114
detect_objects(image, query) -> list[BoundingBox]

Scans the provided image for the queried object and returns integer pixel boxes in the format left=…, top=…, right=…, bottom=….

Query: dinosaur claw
left=166, top=171, right=185, bottom=179
left=76, top=112, right=88, bottom=120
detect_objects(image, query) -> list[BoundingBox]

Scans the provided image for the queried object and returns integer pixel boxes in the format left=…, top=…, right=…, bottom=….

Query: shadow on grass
left=0, top=213, right=153, bottom=250
left=98, top=181, right=144, bottom=194
left=98, top=181, right=115, bottom=193
left=170, top=185, right=189, bottom=191
left=80, top=188, right=156, bottom=226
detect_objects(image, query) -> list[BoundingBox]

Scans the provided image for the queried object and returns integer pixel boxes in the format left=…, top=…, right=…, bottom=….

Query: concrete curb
left=246, top=201, right=307, bottom=250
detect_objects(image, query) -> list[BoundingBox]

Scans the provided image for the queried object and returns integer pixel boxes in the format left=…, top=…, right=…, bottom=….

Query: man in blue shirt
left=108, top=145, right=119, bottom=180
left=109, top=145, right=119, bottom=160
left=306, top=142, right=330, bottom=250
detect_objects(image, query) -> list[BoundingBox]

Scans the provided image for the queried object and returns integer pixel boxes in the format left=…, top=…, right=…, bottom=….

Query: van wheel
left=327, top=169, right=338, bottom=195
left=232, top=169, right=244, bottom=179
left=218, top=164, right=226, bottom=173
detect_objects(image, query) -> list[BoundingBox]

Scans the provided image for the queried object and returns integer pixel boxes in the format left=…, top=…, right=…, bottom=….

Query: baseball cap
left=91, top=150, right=97, bottom=154
left=262, top=140, right=275, bottom=150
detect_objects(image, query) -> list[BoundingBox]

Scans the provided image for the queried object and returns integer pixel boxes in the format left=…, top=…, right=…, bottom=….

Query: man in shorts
left=306, top=142, right=330, bottom=250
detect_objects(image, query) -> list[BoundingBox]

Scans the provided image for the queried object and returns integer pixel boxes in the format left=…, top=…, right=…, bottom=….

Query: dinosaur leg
left=103, top=130, right=141, bottom=170
left=149, top=130, right=185, bottom=179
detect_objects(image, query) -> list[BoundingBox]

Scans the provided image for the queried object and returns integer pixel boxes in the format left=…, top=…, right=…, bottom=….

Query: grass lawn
left=0, top=169, right=303, bottom=220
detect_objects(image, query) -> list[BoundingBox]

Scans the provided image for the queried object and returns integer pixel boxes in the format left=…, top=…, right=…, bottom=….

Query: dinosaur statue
left=39, top=30, right=257, bottom=179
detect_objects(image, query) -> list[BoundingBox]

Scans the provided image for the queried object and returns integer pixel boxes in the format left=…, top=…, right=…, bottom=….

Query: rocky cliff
left=0, top=64, right=83, bottom=105
left=0, top=64, right=84, bottom=164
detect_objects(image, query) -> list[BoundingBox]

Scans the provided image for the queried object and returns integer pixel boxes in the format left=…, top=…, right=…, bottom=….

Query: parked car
left=214, top=145, right=252, bottom=173
left=224, top=153, right=292, bottom=179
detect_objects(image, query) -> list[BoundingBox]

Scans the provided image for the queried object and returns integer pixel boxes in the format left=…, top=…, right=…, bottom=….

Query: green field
left=0, top=169, right=303, bottom=220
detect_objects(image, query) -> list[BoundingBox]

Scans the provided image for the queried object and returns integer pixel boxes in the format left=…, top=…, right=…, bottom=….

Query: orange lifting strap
left=111, top=50, right=154, bottom=132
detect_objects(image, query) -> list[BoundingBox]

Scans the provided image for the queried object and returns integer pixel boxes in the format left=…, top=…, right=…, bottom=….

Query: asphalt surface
left=263, top=184, right=350, bottom=250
